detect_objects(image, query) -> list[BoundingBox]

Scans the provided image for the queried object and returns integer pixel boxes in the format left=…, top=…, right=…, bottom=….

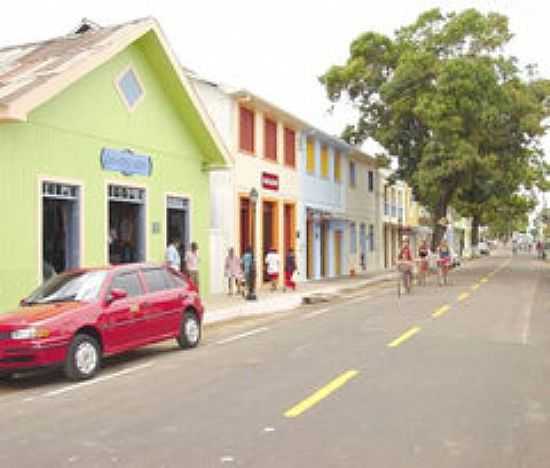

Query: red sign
left=261, top=172, right=279, bottom=191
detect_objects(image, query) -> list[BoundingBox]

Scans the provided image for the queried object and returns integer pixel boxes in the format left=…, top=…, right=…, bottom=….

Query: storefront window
left=42, top=182, right=80, bottom=281
left=108, top=184, right=146, bottom=265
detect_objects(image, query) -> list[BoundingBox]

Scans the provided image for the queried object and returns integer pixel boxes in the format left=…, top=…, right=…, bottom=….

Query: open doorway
left=262, top=200, right=278, bottom=282
left=42, top=182, right=80, bottom=281
left=108, top=185, right=145, bottom=265
left=166, top=196, right=189, bottom=272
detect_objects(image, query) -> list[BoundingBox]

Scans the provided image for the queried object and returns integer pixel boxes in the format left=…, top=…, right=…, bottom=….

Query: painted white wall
left=346, top=156, right=380, bottom=273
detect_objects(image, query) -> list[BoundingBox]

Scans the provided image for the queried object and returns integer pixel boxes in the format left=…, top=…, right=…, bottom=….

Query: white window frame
left=115, top=65, right=145, bottom=112
left=37, top=176, right=85, bottom=285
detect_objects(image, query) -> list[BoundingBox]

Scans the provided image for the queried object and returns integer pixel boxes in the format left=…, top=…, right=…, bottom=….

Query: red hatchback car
left=0, top=264, right=203, bottom=381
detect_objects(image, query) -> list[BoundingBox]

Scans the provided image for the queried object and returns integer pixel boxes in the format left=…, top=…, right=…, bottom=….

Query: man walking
left=165, top=238, right=181, bottom=271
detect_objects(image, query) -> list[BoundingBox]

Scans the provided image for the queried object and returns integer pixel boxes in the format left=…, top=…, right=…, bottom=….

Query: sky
left=2, top=0, right=549, bottom=162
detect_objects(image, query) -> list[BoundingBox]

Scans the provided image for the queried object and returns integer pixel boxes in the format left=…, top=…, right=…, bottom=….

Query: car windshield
left=24, top=271, right=108, bottom=305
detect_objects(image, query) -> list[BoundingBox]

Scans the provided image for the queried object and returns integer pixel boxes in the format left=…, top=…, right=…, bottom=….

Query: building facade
left=298, top=130, right=350, bottom=280
left=191, top=78, right=303, bottom=293
left=345, top=149, right=382, bottom=274
left=0, top=19, right=229, bottom=309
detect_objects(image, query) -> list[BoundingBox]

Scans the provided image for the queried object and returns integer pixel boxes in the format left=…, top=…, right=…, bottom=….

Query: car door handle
left=141, top=301, right=152, bottom=308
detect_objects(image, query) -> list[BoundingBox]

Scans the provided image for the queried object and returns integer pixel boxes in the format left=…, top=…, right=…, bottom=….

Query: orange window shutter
left=334, top=152, right=341, bottom=181
left=321, top=145, right=329, bottom=177
left=306, top=138, right=315, bottom=173
left=239, top=106, right=255, bottom=153
left=284, top=128, right=295, bottom=167
left=264, top=118, right=277, bottom=161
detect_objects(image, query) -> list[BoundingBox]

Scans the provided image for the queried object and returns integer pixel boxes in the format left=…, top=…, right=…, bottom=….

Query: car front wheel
left=64, top=334, right=101, bottom=381
left=176, top=310, right=201, bottom=349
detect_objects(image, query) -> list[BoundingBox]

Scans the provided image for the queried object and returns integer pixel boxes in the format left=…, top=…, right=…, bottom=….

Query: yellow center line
left=458, top=292, right=470, bottom=301
left=471, top=284, right=480, bottom=291
left=480, top=277, right=489, bottom=283
left=432, top=304, right=451, bottom=318
left=388, top=326, right=422, bottom=348
left=284, top=370, right=359, bottom=418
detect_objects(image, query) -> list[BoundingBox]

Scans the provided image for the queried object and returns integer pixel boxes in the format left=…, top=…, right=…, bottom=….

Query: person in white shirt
left=165, top=238, right=181, bottom=271
left=265, top=247, right=280, bottom=291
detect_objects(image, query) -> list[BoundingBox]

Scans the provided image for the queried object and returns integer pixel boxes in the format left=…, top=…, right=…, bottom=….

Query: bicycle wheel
left=397, top=276, right=401, bottom=297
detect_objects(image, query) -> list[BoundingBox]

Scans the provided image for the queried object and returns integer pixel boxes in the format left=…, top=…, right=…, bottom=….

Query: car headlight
left=11, top=327, right=50, bottom=340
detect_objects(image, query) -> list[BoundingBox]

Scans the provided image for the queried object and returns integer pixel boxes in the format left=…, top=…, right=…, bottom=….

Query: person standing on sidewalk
left=265, top=247, right=280, bottom=291
left=224, top=247, right=242, bottom=295
left=185, top=242, right=200, bottom=290
left=165, top=238, right=181, bottom=271
left=284, top=248, right=297, bottom=292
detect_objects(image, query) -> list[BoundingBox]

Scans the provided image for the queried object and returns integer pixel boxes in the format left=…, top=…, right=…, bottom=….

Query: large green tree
left=321, top=8, right=549, bottom=248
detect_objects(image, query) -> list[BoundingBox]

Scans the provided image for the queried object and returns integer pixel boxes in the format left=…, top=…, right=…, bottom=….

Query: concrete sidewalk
left=202, top=270, right=397, bottom=325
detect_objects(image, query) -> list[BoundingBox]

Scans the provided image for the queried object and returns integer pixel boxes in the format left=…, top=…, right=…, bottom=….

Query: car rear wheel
left=176, top=310, right=201, bottom=349
left=64, top=334, right=101, bottom=381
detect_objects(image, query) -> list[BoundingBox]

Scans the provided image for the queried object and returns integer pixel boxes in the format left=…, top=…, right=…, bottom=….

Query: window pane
left=168, top=270, right=187, bottom=288
left=111, top=272, right=142, bottom=297
left=142, top=268, right=171, bottom=292
left=119, top=69, right=143, bottom=108
left=349, top=162, right=356, bottom=187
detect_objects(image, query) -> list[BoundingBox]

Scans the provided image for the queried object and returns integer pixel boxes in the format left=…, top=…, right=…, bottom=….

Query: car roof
left=65, top=263, right=167, bottom=275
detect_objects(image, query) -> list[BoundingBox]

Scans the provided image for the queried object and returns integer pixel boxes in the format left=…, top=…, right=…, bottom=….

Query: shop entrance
left=166, top=196, right=189, bottom=271
left=108, top=185, right=146, bottom=265
left=360, top=223, right=367, bottom=270
left=283, top=203, right=295, bottom=261
left=262, top=200, right=278, bottom=282
left=42, top=182, right=80, bottom=280
left=320, top=221, right=329, bottom=278
left=334, top=230, right=343, bottom=276
left=306, top=217, right=313, bottom=280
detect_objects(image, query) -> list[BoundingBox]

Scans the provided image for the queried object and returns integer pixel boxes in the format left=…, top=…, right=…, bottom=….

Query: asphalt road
left=1, top=251, right=549, bottom=467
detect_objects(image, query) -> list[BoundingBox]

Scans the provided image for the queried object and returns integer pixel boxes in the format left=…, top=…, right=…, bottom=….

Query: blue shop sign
left=100, top=148, right=153, bottom=176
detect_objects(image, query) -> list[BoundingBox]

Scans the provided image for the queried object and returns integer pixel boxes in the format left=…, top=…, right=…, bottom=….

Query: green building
left=0, top=18, right=229, bottom=310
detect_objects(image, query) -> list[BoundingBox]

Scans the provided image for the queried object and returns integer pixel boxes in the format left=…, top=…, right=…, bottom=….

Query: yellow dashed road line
left=432, top=305, right=451, bottom=318
left=284, top=370, right=359, bottom=418
left=458, top=292, right=471, bottom=301
left=388, top=326, right=422, bottom=348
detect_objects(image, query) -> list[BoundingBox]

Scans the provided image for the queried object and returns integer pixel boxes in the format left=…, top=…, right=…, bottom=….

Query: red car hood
left=0, top=302, right=81, bottom=329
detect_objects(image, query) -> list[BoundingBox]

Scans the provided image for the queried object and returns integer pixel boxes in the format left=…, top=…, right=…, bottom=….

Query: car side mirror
left=107, top=288, right=128, bottom=304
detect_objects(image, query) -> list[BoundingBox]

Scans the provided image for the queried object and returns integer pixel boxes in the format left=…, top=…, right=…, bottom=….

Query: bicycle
left=416, top=258, right=429, bottom=286
left=437, top=258, right=450, bottom=286
left=397, top=261, right=413, bottom=297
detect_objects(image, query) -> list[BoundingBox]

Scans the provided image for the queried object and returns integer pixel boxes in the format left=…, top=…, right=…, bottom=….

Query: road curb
left=203, top=272, right=397, bottom=326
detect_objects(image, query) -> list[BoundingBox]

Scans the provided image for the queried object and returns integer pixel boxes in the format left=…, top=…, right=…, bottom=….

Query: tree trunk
left=471, top=214, right=480, bottom=246
left=431, top=203, right=448, bottom=251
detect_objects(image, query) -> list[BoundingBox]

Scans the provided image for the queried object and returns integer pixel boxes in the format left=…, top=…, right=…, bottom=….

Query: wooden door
left=334, top=230, right=342, bottom=276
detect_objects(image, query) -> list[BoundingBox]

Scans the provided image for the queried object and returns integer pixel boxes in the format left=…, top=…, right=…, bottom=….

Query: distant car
left=478, top=241, right=490, bottom=255
left=0, top=264, right=203, bottom=381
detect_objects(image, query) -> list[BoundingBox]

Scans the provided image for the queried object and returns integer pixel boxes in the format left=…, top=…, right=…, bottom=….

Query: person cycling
left=437, top=239, right=451, bottom=286
left=417, top=240, right=430, bottom=286
left=397, top=236, right=414, bottom=294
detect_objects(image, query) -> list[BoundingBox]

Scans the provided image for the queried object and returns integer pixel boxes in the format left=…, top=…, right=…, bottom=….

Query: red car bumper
left=0, top=338, right=69, bottom=371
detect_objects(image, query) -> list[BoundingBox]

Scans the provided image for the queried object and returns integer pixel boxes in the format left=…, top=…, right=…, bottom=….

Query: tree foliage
left=320, top=8, right=550, bottom=246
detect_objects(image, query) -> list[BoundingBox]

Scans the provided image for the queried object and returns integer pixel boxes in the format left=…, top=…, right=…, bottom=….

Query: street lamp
left=246, top=187, right=259, bottom=301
